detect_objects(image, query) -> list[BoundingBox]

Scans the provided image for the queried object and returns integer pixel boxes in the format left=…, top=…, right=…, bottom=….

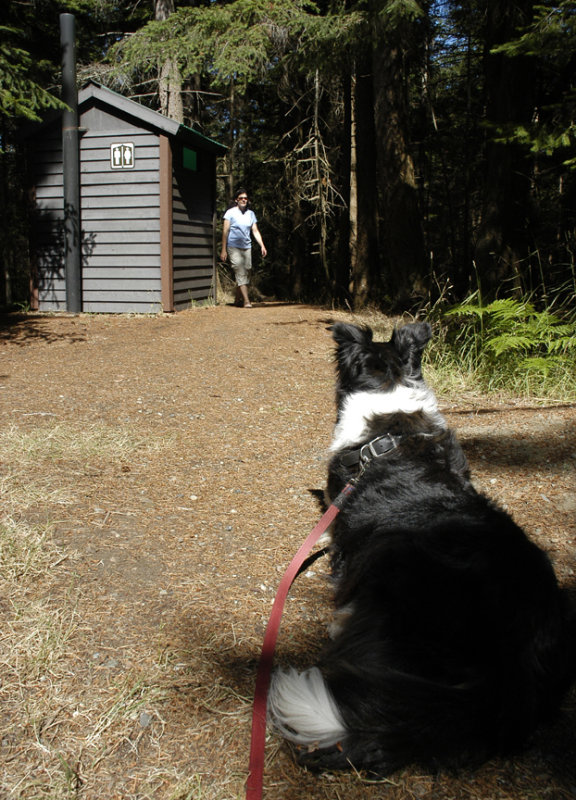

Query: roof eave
left=79, top=81, right=227, bottom=154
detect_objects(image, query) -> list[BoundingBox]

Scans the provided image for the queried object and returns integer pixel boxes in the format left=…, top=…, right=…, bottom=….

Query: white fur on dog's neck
left=330, top=385, right=445, bottom=453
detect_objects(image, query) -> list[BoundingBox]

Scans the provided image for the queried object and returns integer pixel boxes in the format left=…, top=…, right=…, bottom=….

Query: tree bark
left=474, top=0, right=535, bottom=297
left=349, top=61, right=379, bottom=308
left=155, top=0, right=184, bottom=122
left=333, top=73, right=352, bottom=304
left=373, top=27, right=426, bottom=307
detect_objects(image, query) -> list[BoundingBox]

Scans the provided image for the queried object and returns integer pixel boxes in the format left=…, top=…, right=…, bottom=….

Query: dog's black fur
left=269, top=321, right=576, bottom=776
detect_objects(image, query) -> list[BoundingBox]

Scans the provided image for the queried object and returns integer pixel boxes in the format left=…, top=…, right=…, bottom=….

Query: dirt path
left=1, top=302, right=575, bottom=800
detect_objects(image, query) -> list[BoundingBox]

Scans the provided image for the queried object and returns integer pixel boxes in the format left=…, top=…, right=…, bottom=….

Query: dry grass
left=0, top=421, right=223, bottom=798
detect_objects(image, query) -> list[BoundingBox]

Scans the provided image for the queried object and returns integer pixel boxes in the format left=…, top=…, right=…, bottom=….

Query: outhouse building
left=28, top=81, right=227, bottom=313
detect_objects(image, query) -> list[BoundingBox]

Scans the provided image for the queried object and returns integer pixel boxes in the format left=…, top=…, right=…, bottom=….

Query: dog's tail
left=268, top=667, right=347, bottom=748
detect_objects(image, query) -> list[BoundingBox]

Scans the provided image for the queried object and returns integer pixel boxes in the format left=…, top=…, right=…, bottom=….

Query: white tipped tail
left=268, top=667, right=347, bottom=748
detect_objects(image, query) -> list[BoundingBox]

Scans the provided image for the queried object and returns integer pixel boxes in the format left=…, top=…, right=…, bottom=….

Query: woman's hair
left=234, top=187, right=249, bottom=200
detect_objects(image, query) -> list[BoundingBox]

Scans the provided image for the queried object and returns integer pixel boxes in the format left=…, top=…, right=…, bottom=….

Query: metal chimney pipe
left=60, top=12, right=82, bottom=312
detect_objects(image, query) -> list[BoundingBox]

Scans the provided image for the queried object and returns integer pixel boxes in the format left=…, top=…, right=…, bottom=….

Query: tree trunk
left=373, top=29, right=426, bottom=307
left=474, top=0, right=535, bottom=297
left=155, top=0, right=183, bottom=122
left=349, top=61, right=379, bottom=309
left=312, top=71, right=330, bottom=282
left=333, top=73, right=352, bottom=304
left=288, top=201, right=307, bottom=300
left=158, top=60, right=184, bottom=121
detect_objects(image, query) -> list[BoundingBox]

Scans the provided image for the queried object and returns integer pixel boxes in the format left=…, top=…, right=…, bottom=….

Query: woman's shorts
left=228, top=247, right=252, bottom=286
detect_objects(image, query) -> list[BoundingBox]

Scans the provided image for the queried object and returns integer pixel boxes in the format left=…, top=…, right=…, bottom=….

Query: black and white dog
left=269, top=321, right=576, bottom=775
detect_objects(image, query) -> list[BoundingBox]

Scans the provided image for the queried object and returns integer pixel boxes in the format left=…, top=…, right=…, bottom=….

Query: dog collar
left=340, top=433, right=403, bottom=469
left=340, top=430, right=446, bottom=472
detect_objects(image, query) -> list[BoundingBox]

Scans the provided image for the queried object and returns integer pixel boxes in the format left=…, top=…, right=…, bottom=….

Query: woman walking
left=220, top=188, right=267, bottom=308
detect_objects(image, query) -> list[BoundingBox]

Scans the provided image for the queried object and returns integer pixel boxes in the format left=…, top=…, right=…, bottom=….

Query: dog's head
left=330, top=322, right=432, bottom=403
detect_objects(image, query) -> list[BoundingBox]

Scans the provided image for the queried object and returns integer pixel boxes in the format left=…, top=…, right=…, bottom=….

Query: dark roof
left=79, top=81, right=227, bottom=154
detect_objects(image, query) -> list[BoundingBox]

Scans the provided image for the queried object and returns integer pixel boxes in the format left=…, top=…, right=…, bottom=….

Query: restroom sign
left=110, top=143, right=135, bottom=169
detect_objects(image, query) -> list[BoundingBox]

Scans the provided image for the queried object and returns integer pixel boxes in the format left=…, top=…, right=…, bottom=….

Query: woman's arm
left=251, top=223, right=267, bottom=258
left=220, top=218, right=231, bottom=261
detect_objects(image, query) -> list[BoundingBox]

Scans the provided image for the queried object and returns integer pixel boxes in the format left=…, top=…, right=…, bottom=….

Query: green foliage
left=379, top=0, right=426, bottom=27
left=492, top=1, right=576, bottom=60
left=434, top=294, right=576, bottom=398
left=0, top=26, right=66, bottom=121
left=491, top=0, right=576, bottom=167
left=111, top=0, right=361, bottom=91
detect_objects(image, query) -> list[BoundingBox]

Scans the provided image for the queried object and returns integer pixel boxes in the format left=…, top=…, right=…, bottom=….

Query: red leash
left=245, top=482, right=356, bottom=800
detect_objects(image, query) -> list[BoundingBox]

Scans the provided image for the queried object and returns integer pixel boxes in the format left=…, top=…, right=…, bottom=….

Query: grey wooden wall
left=82, top=149, right=162, bottom=312
left=31, top=129, right=66, bottom=310
left=171, top=147, right=216, bottom=310
left=80, top=107, right=162, bottom=313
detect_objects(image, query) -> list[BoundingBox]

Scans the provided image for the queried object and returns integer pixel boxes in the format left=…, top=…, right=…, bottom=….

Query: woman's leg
left=229, top=248, right=252, bottom=307
left=238, top=284, right=251, bottom=306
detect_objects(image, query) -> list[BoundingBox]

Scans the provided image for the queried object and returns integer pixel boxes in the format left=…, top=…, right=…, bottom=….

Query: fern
left=486, top=334, right=535, bottom=357
left=433, top=294, right=576, bottom=399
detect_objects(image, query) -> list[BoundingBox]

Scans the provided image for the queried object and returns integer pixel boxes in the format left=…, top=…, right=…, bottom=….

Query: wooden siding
left=160, top=135, right=174, bottom=312
left=31, top=129, right=66, bottom=310
left=171, top=146, right=216, bottom=310
left=80, top=121, right=162, bottom=313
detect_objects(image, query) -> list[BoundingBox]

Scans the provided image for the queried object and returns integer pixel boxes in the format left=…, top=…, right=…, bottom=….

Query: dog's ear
left=391, top=322, right=432, bottom=380
left=329, top=323, right=373, bottom=347
left=329, top=323, right=378, bottom=399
